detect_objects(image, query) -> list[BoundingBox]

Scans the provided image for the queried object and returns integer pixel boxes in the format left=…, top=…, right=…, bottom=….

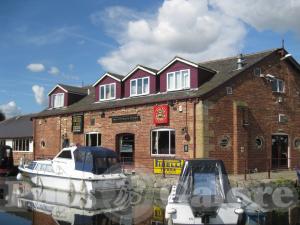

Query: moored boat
left=17, top=146, right=128, bottom=193
left=165, top=159, right=246, bottom=225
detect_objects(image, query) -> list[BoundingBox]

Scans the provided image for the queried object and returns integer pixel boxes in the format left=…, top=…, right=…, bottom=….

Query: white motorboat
left=17, top=187, right=132, bottom=225
left=17, top=146, right=128, bottom=194
left=165, top=159, right=246, bottom=225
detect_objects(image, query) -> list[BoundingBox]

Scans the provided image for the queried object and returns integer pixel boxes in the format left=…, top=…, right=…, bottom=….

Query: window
left=271, top=78, right=285, bottom=93
left=255, top=136, right=264, bottom=149
left=12, top=139, right=31, bottom=151
left=57, top=150, right=72, bottom=159
left=151, top=129, right=175, bottom=155
left=85, top=133, right=101, bottom=146
left=99, top=83, right=116, bottom=100
left=130, top=77, right=149, bottom=96
left=0, top=140, right=5, bottom=146
left=51, top=93, right=64, bottom=108
left=253, top=67, right=261, bottom=76
left=167, top=69, right=190, bottom=91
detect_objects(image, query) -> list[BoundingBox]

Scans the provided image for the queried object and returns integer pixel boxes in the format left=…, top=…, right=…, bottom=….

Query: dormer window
left=100, top=83, right=116, bottom=101
left=51, top=93, right=64, bottom=108
left=130, top=77, right=149, bottom=96
left=167, top=69, right=190, bottom=91
left=271, top=78, right=285, bottom=93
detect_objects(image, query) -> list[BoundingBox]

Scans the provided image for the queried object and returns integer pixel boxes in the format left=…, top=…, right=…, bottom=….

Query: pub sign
left=153, top=105, right=169, bottom=125
left=72, top=114, right=84, bottom=133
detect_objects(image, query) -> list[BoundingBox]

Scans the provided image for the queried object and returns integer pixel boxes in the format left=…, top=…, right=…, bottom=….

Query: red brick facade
left=206, top=51, right=300, bottom=173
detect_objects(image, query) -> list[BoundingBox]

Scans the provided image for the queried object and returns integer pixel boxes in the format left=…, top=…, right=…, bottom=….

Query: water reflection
left=0, top=178, right=299, bottom=225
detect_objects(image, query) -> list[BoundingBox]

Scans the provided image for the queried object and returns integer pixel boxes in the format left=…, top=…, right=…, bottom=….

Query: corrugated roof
left=0, top=114, right=35, bottom=138
left=33, top=48, right=282, bottom=118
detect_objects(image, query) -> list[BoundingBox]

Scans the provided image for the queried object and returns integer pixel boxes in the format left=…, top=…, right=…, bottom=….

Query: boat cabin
left=175, top=159, right=233, bottom=217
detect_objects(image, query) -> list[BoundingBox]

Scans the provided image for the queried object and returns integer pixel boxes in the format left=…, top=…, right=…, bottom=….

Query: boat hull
left=19, top=169, right=128, bottom=194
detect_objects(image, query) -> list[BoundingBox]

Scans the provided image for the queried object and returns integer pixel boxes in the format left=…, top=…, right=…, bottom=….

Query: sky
left=0, top=0, right=300, bottom=118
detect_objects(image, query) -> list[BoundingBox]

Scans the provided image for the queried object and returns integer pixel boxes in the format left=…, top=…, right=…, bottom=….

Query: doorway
left=116, top=133, right=134, bottom=163
left=272, top=135, right=288, bottom=169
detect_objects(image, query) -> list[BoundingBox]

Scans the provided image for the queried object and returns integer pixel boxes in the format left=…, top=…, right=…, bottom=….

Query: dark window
left=85, top=133, right=101, bottom=146
left=151, top=129, right=175, bottom=155
left=271, top=78, right=284, bottom=93
left=57, top=150, right=72, bottom=159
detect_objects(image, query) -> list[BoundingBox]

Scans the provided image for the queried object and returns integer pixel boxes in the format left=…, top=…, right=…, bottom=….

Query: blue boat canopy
left=73, top=146, right=120, bottom=174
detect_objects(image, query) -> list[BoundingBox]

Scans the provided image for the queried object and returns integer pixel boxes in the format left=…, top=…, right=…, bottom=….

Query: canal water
left=0, top=177, right=299, bottom=225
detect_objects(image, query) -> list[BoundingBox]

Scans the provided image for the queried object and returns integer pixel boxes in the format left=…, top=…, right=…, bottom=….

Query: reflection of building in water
left=18, top=187, right=132, bottom=225
left=265, top=206, right=300, bottom=225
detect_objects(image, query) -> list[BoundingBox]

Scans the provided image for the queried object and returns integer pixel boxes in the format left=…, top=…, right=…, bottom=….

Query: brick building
left=32, top=48, right=300, bottom=174
left=0, top=114, right=35, bottom=164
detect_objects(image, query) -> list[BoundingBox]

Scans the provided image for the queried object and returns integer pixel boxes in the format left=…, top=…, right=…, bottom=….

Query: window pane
left=110, top=84, right=115, bottom=98
left=158, top=131, right=170, bottom=154
left=57, top=150, right=72, bottom=159
left=143, top=78, right=149, bottom=94
left=278, top=80, right=284, bottom=92
left=131, top=80, right=136, bottom=95
left=100, top=86, right=105, bottom=99
left=90, top=134, right=97, bottom=146
left=182, top=70, right=190, bottom=88
left=168, top=73, right=175, bottom=90
left=85, top=134, right=89, bottom=146
left=271, top=80, right=277, bottom=92
left=97, top=133, right=101, bottom=146
left=137, top=79, right=143, bottom=94
left=152, top=131, right=158, bottom=154
left=105, top=85, right=110, bottom=99
left=175, top=71, right=181, bottom=89
left=170, top=131, right=175, bottom=154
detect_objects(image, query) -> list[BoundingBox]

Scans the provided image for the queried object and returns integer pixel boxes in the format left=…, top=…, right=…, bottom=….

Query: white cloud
left=211, top=0, right=300, bottom=33
left=27, top=63, right=45, bottom=73
left=48, top=66, right=60, bottom=75
left=0, top=101, right=21, bottom=118
left=32, top=85, right=47, bottom=106
left=97, top=0, right=246, bottom=73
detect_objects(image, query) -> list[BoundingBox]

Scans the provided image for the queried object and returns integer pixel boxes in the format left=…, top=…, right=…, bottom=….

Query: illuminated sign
left=153, top=105, right=169, bottom=125
left=153, top=159, right=184, bottom=175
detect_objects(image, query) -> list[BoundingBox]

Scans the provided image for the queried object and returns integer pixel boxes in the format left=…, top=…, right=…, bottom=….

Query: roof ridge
left=199, top=48, right=280, bottom=65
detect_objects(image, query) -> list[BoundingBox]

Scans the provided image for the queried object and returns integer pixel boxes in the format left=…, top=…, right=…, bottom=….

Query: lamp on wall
left=100, top=111, right=105, bottom=118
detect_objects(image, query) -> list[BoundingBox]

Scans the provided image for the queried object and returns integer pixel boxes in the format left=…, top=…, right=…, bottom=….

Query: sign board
left=153, top=159, right=184, bottom=175
left=153, top=105, right=169, bottom=125
left=72, top=114, right=84, bottom=133
left=111, top=114, right=140, bottom=123
left=152, top=206, right=164, bottom=222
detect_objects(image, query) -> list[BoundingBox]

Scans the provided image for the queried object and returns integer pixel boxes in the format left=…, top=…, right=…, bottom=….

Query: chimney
left=237, top=53, right=244, bottom=70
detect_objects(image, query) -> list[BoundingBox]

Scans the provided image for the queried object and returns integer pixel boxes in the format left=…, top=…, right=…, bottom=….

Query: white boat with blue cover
left=165, top=159, right=246, bottom=225
left=17, top=146, right=128, bottom=193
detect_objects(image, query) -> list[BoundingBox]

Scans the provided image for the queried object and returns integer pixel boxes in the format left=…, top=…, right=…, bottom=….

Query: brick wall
left=34, top=100, right=197, bottom=172
left=206, top=51, right=300, bottom=173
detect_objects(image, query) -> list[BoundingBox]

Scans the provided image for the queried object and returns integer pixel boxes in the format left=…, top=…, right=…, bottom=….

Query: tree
left=0, top=111, right=5, bottom=122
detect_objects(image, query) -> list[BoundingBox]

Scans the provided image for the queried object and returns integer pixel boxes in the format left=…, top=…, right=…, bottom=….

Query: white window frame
left=85, top=132, right=101, bottom=147
left=51, top=93, right=65, bottom=108
left=99, top=83, right=116, bottom=101
left=12, top=138, right=32, bottom=152
left=271, top=78, right=285, bottom=93
left=167, top=69, right=190, bottom=91
left=130, top=77, right=150, bottom=96
left=151, top=128, right=175, bottom=156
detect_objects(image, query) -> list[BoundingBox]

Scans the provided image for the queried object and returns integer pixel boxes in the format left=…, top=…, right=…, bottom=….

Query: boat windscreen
left=175, top=160, right=230, bottom=203
left=74, top=150, right=121, bottom=174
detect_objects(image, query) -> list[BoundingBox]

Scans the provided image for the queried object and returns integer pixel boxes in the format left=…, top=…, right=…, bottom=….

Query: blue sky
left=0, top=0, right=300, bottom=117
